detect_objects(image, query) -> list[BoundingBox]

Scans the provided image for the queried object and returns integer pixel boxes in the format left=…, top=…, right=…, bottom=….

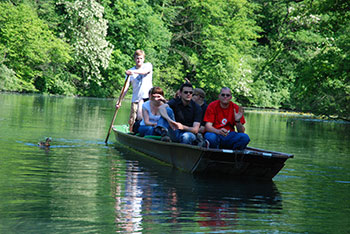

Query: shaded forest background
left=0, top=0, right=349, bottom=120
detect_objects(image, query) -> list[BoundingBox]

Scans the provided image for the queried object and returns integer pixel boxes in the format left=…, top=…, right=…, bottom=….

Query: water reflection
left=112, top=162, right=143, bottom=233
left=112, top=144, right=282, bottom=232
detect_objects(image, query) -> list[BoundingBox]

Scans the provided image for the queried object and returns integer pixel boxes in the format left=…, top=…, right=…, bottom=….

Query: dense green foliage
left=0, top=2, right=72, bottom=93
left=0, top=0, right=348, bottom=120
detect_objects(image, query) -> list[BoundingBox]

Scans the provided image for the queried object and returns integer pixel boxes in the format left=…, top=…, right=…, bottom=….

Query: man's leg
left=138, top=125, right=154, bottom=136
left=128, top=102, right=138, bottom=132
left=204, top=132, right=220, bottom=148
left=136, top=100, right=144, bottom=121
left=222, top=131, right=250, bottom=150
left=179, top=131, right=196, bottom=145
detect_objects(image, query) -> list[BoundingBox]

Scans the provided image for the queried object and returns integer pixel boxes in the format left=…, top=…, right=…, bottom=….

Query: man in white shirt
left=117, top=50, right=153, bottom=132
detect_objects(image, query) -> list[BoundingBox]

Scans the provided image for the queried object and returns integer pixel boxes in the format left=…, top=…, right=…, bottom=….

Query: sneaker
left=154, top=126, right=168, bottom=136
left=204, top=139, right=210, bottom=149
left=161, top=135, right=171, bottom=142
left=196, top=133, right=206, bottom=147
left=160, top=128, right=168, bottom=137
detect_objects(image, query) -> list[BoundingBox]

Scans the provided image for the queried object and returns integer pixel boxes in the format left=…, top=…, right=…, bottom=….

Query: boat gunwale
left=112, top=126, right=294, bottom=159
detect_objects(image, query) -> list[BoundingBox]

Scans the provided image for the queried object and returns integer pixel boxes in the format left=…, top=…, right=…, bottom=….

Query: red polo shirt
left=204, top=100, right=245, bottom=132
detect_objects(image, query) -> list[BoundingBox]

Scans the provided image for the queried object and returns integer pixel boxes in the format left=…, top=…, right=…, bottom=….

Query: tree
left=101, top=0, right=172, bottom=97
left=150, top=0, right=260, bottom=101
left=291, top=0, right=350, bottom=120
left=58, top=0, right=114, bottom=96
left=252, top=0, right=350, bottom=119
left=0, top=2, right=71, bottom=92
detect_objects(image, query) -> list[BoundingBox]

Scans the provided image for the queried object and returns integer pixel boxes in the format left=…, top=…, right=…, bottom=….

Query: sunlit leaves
left=0, top=2, right=71, bottom=92
left=59, top=0, right=114, bottom=95
left=168, top=0, right=260, bottom=101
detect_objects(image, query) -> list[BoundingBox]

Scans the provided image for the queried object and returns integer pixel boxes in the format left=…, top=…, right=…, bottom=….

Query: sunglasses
left=183, top=91, right=193, bottom=95
left=221, top=93, right=231, bottom=97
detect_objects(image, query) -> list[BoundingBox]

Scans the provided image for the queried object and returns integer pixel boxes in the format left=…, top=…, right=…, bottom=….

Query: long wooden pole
left=105, top=75, right=130, bottom=144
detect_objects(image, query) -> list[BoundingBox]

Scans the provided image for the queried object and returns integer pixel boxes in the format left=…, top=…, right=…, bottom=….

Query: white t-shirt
left=140, top=101, right=161, bottom=126
left=127, top=62, right=153, bottom=102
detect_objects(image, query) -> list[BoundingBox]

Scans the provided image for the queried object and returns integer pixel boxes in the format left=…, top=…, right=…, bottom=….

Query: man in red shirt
left=203, top=87, right=250, bottom=149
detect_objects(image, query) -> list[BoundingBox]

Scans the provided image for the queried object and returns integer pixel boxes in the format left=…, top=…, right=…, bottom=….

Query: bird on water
left=38, top=137, right=51, bottom=148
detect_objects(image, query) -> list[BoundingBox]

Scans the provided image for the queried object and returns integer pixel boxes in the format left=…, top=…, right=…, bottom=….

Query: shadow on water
left=112, top=142, right=282, bottom=232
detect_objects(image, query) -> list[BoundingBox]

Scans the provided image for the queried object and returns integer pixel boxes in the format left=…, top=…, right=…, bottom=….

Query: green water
left=0, top=93, right=349, bottom=233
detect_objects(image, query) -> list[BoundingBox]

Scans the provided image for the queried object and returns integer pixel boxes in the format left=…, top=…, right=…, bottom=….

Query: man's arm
left=234, top=106, right=245, bottom=133
left=116, top=80, right=130, bottom=108
left=126, top=63, right=152, bottom=76
left=235, top=121, right=245, bottom=133
left=181, top=122, right=200, bottom=134
left=205, top=122, right=229, bottom=136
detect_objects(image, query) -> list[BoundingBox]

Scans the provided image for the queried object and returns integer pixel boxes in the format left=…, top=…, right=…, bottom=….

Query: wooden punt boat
left=112, top=125, right=293, bottom=180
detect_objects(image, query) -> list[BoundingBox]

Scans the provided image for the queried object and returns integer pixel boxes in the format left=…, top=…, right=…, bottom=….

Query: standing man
left=204, top=87, right=250, bottom=150
left=158, top=83, right=202, bottom=144
left=117, top=50, right=153, bottom=132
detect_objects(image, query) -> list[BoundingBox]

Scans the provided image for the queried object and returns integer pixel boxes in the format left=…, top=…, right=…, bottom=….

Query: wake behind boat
left=112, top=125, right=293, bottom=180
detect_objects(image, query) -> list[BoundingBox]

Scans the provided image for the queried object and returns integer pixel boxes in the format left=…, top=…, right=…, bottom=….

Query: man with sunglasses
left=158, top=83, right=202, bottom=144
left=203, top=87, right=250, bottom=150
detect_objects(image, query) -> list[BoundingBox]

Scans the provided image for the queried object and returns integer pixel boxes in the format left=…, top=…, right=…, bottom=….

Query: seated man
left=192, top=88, right=208, bottom=134
left=204, top=87, right=250, bottom=150
left=158, top=83, right=202, bottom=144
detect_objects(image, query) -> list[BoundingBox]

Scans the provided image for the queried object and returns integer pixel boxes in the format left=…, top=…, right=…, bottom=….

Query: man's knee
left=204, top=132, right=216, bottom=141
left=204, top=132, right=219, bottom=148
left=180, top=132, right=196, bottom=144
left=233, top=133, right=250, bottom=150
left=241, top=133, right=250, bottom=145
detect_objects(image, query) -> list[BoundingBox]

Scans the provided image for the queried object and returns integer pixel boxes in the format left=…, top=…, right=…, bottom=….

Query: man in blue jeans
left=204, top=87, right=250, bottom=150
left=158, top=83, right=202, bottom=144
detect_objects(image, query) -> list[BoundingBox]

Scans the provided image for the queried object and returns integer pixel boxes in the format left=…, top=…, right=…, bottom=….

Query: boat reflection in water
left=111, top=143, right=282, bottom=232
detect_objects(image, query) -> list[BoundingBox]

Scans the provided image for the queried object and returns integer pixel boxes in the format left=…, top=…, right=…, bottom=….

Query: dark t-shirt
left=167, top=98, right=202, bottom=127
left=200, top=102, right=208, bottom=126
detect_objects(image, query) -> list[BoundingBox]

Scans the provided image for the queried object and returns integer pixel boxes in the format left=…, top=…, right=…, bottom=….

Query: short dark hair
left=193, top=88, right=205, bottom=98
left=179, top=83, right=193, bottom=92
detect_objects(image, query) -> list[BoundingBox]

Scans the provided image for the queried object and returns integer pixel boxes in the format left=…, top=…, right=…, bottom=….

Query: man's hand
left=125, top=70, right=133, bottom=75
left=169, top=121, right=183, bottom=130
left=234, top=106, right=244, bottom=122
left=217, top=128, right=229, bottom=136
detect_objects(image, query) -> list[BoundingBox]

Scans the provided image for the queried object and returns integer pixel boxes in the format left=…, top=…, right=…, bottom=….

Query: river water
left=0, top=93, right=349, bottom=233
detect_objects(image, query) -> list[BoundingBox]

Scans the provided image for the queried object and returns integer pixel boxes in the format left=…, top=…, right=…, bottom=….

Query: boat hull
left=112, top=126, right=293, bottom=180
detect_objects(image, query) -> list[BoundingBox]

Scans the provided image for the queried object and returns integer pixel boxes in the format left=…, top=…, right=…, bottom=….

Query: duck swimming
left=38, top=137, right=51, bottom=147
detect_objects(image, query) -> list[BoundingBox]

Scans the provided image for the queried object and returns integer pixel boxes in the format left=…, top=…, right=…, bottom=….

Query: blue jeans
left=138, top=125, right=155, bottom=136
left=157, top=107, right=196, bottom=145
left=204, top=131, right=250, bottom=150
left=138, top=107, right=175, bottom=137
